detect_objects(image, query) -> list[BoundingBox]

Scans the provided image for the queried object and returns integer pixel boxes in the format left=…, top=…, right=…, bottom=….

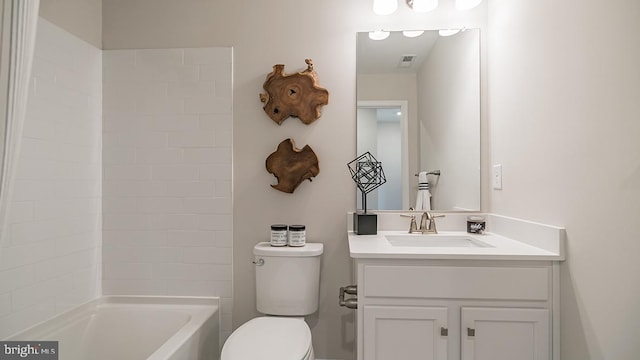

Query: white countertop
left=348, top=230, right=564, bottom=260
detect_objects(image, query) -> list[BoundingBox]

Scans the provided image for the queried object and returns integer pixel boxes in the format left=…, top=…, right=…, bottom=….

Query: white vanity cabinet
left=364, top=305, right=449, bottom=359
left=461, top=306, right=549, bottom=360
left=355, top=259, right=558, bottom=360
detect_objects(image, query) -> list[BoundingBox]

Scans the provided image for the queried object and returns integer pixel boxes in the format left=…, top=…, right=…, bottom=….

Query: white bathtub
left=5, top=296, right=220, bottom=360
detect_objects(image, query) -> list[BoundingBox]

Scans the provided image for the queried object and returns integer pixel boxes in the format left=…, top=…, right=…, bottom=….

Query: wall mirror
left=356, top=29, right=480, bottom=211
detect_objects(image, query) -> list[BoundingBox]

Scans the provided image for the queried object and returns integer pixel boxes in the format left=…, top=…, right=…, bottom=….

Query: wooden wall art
left=259, top=59, right=329, bottom=125
left=266, top=138, right=319, bottom=193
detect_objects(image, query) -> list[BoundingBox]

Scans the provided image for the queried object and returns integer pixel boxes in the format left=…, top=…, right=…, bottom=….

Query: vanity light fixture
left=402, top=30, right=425, bottom=38
left=373, top=0, right=481, bottom=15
left=455, top=0, right=483, bottom=10
left=407, top=0, right=438, bottom=13
left=438, top=29, right=461, bottom=37
left=373, top=0, right=398, bottom=15
left=369, top=30, right=391, bottom=40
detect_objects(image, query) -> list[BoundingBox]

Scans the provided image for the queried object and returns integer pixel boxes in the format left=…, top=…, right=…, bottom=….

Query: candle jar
left=270, top=224, right=288, bottom=246
left=466, top=216, right=486, bottom=234
left=288, top=225, right=306, bottom=247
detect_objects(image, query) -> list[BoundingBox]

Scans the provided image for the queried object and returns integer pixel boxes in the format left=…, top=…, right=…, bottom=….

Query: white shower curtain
left=0, top=0, right=40, bottom=246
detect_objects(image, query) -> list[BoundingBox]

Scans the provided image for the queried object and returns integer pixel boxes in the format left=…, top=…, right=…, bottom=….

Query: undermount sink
left=384, top=234, right=493, bottom=248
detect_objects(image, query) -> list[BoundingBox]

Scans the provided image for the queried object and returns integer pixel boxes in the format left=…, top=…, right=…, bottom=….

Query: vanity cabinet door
left=363, top=305, right=448, bottom=360
left=461, top=307, right=550, bottom=360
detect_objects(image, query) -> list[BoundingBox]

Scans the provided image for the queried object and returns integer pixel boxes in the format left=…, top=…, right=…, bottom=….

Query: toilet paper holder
left=339, top=285, right=358, bottom=309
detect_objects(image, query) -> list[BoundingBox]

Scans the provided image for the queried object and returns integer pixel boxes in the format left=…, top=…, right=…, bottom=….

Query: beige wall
left=102, top=0, right=219, bottom=49
left=39, top=0, right=102, bottom=48
left=488, top=0, right=640, bottom=358
left=102, top=0, right=487, bottom=358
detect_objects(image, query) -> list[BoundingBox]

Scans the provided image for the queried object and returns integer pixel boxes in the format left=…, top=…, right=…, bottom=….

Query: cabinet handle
left=467, top=328, right=476, bottom=337
left=440, top=327, right=448, bottom=336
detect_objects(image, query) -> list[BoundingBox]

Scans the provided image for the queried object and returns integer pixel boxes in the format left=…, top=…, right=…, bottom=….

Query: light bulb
left=373, top=0, right=398, bottom=15
left=438, top=29, right=460, bottom=37
left=369, top=30, right=391, bottom=41
left=411, top=0, right=438, bottom=13
left=455, top=0, right=482, bottom=11
left=402, top=30, right=425, bottom=38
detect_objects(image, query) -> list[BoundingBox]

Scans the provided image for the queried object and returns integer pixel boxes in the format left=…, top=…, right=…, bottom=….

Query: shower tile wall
left=102, top=47, right=233, bottom=339
left=0, top=18, right=102, bottom=338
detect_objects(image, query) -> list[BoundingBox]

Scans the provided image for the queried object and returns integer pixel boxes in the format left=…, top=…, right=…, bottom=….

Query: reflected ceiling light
left=369, top=30, right=391, bottom=41
left=373, top=0, right=398, bottom=15
left=407, top=0, right=438, bottom=13
left=455, top=0, right=482, bottom=10
left=438, top=29, right=461, bottom=37
left=402, top=30, right=425, bottom=38
left=375, top=0, right=476, bottom=14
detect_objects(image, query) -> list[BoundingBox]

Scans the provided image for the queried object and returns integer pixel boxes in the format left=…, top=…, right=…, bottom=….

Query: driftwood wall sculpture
left=259, top=59, right=329, bottom=125
left=266, top=139, right=319, bottom=193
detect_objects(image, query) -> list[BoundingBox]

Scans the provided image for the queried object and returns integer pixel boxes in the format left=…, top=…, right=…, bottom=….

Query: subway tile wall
left=102, top=47, right=233, bottom=339
left=0, top=19, right=102, bottom=338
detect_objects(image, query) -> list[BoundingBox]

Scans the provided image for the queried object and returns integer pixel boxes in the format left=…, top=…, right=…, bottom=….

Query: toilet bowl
left=220, top=242, right=323, bottom=360
left=220, top=317, right=313, bottom=360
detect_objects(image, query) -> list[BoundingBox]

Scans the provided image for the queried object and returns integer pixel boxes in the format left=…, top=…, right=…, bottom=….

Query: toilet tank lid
left=254, top=242, right=323, bottom=256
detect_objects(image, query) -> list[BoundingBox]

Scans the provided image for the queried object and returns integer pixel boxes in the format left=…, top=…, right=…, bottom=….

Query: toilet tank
left=253, top=242, right=323, bottom=316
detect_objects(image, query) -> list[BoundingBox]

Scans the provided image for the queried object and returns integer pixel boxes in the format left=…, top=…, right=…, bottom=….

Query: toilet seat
left=221, top=317, right=313, bottom=360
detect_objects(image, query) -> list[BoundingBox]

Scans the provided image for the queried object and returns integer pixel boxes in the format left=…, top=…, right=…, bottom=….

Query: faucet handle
left=408, top=217, right=418, bottom=233
left=400, top=214, right=418, bottom=221
left=400, top=214, right=418, bottom=233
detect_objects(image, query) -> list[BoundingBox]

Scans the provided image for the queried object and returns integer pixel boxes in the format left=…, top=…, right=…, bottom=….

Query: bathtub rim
left=4, top=295, right=220, bottom=359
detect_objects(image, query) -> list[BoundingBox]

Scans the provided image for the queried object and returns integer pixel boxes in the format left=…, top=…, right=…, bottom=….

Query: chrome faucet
left=419, top=212, right=445, bottom=234
left=402, top=212, right=446, bottom=234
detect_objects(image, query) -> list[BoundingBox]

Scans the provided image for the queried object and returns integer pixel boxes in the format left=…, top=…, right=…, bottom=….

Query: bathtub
left=5, top=296, right=220, bottom=360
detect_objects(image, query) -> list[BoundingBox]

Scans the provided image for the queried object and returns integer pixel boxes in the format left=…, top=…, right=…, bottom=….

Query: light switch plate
left=493, top=164, right=503, bottom=190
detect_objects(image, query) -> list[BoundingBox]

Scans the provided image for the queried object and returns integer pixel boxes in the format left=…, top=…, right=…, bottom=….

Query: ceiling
left=356, top=30, right=439, bottom=74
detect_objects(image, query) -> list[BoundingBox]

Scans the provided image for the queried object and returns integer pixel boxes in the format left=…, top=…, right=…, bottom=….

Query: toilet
left=221, top=242, right=323, bottom=360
